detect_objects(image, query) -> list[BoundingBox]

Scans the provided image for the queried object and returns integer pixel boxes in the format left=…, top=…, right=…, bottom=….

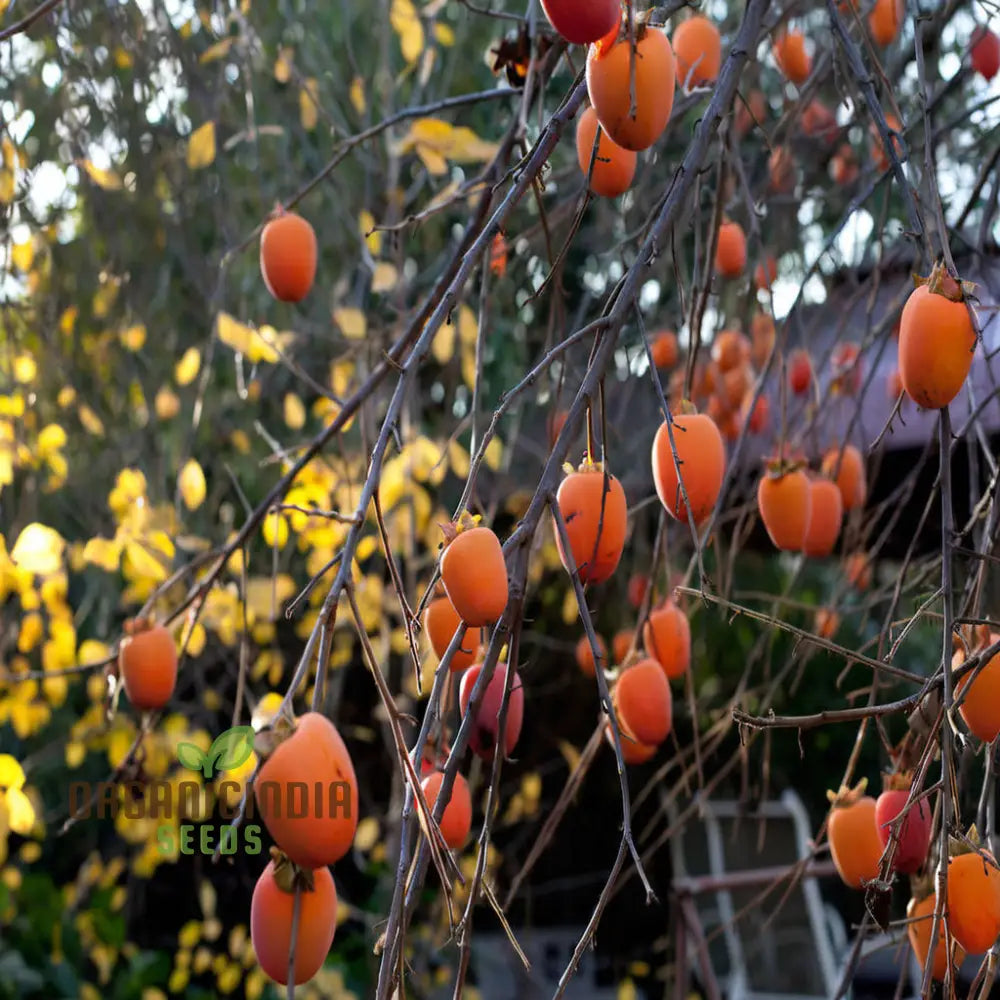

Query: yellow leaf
left=57, top=386, right=76, bottom=408
left=119, top=324, right=146, bottom=351
left=82, top=536, right=123, bottom=572
left=1, top=137, right=13, bottom=168
left=390, top=0, right=424, bottom=63
left=448, top=439, right=470, bottom=478
left=78, top=404, right=105, bottom=436
left=395, top=118, right=499, bottom=171
left=334, top=307, right=367, bottom=341
left=10, top=523, right=65, bottom=577
left=10, top=240, right=33, bottom=271
left=175, top=347, right=201, bottom=385
left=179, top=459, right=207, bottom=510
left=199, top=37, right=234, bottom=63
left=461, top=343, right=477, bottom=390
left=80, top=160, right=123, bottom=190
left=216, top=313, right=292, bottom=364
left=186, top=122, right=216, bottom=170
left=12, top=353, right=36, bottom=384
left=0, top=169, right=13, bottom=203
left=617, top=980, right=637, bottom=1000
left=484, top=436, right=503, bottom=471
left=299, top=78, right=319, bottom=131
left=349, top=76, right=366, bottom=115
left=6, top=787, right=35, bottom=835
left=283, top=393, right=306, bottom=430
left=354, top=816, right=380, bottom=852
left=371, top=262, right=398, bottom=293
left=434, top=22, right=455, bottom=45
left=113, top=46, right=132, bottom=69
left=0, top=755, right=26, bottom=790
left=59, top=306, right=77, bottom=336
left=432, top=319, right=455, bottom=364
left=244, top=575, right=296, bottom=621
left=274, top=47, right=292, bottom=83
left=37, top=423, right=66, bottom=457
left=155, top=387, right=181, bottom=419
left=262, top=511, right=289, bottom=549
left=457, top=303, right=478, bottom=345
left=557, top=740, right=581, bottom=772
left=359, top=210, right=381, bottom=255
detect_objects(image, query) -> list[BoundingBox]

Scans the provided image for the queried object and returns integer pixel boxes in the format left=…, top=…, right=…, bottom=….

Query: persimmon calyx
left=881, top=768, right=916, bottom=792
left=673, top=398, right=699, bottom=417
left=912, top=261, right=977, bottom=302
left=253, top=708, right=296, bottom=760
left=123, top=616, right=153, bottom=637
left=440, top=510, right=482, bottom=547
left=762, top=455, right=805, bottom=478
left=572, top=452, right=608, bottom=475
left=269, top=847, right=318, bottom=893
left=826, top=777, right=869, bottom=807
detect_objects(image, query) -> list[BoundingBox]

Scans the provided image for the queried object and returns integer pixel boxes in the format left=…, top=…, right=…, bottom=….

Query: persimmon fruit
left=757, top=463, right=811, bottom=552
left=541, top=0, right=620, bottom=46
left=260, top=209, right=317, bottom=303
left=871, top=113, right=903, bottom=172
left=613, top=658, right=673, bottom=745
left=821, top=444, right=866, bottom=511
left=735, top=90, right=767, bottom=137
left=672, top=15, right=721, bottom=87
left=605, top=721, right=657, bottom=764
left=586, top=26, right=676, bottom=151
left=773, top=30, right=811, bottom=84
left=612, top=628, right=634, bottom=664
left=576, top=633, right=608, bottom=677
left=254, top=712, right=359, bottom=869
left=826, top=780, right=885, bottom=889
left=845, top=552, right=872, bottom=591
left=750, top=313, right=775, bottom=368
left=459, top=662, right=524, bottom=761
left=874, top=778, right=932, bottom=874
left=119, top=620, right=178, bottom=711
left=898, top=263, right=976, bottom=410
left=250, top=854, right=337, bottom=985
left=768, top=146, right=796, bottom=193
left=869, top=0, right=903, bottom=46
left=652, top=408, right=726, bottom=524
left=754, top=256, right=778, bottom=291
left=712, top=329, right=751, bottom=372
left=971, top=26, right=1000, bottom=81
left=440, top=517, right=508, bottom=627
left=650, top=330, right=679, bottom=369
left=643, top=600, right=691, bottom=679
left=801, top=99, right=838, bottom=144
left=788, top=349, right=812, bottom=395
left=947, top=846, right=1000, bottom=955
left=741, top=393, right=769, bottom=435
left=802, top=477, right=843, bottom=558
left=576, top=106, right=637, bottom=198
left=715, top=221, right=747, bottom=278
left=953, top=631, right=1000, bottom=743
left=420, top=770, right=473, bottom=849
left=627, top=573, right=649, bottom=609
left=907, top=891, right=963, bottom=981
left=424, top=596, right=478, bottom=672
left=554, top=458, right=628, bottom=584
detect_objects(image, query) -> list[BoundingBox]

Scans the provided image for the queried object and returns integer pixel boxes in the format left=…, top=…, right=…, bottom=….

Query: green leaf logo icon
left=176, top=726, right=255, bottom=779
left=177, top=742, right=208, bottom=773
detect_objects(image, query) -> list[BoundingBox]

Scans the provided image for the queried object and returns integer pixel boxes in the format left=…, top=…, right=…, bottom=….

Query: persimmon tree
left=1, top=0, right=1000, bottom=998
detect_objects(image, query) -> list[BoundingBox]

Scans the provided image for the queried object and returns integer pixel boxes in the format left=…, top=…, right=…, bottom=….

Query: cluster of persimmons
left=99, top=0, right=1000, bottom=988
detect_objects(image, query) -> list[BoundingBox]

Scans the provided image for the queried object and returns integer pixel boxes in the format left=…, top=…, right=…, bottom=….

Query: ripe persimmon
left=831, top=341, right=862, bottom=395
left=741, top=393, right=769, bottom=435
left=768, top=146, right=796, bottom=193
left=260, top=209, right=318, bottom=303
left=650, top=330, right=679, bottom=368
left=604, top=720, right=657, bottom=763
left=870, top=113, right=903, bottom=172
left=613, top=658, right=672, bottom=745
left=815, top=608, right=840, bottom=639
left=801, top=99, right=838, bottom=145
left=757, top=462, right=811, bottom=552
left=254, top=712, right=359, bottom=869
left=250, top=853, right=337, bottom=985
left=971, top=26, right=1000, bottom=81
left=459, top=662, right=524, bottom=761
left=788, top=349, right=812, bottom=395
left=754, top=256, right=778, bottom=291
left=874, top=775, right=932, bottom=874
left=821, top=444, right=866, bottom=511
left=830, top=144, right=859, bottom=185
left=953, top=631, right=1000, bottom=743
left=826, top=780, right=885, bottom=889
left=575, top=105, right=637, bottom=198
left=627, top=573, right=649, bottom=608
left=802, top=477, right=843, bottom=558
left=898, top=263, right=976, bottom=410
left=652, top=408, right=726, bottom=524
left=440, top=516, right=508, bottom=627
left=554, top=457, right=628, bottom=584
left=907, top=891, right=964, bottom=981
left=712, top=329, right=751, bottom=372
left=715, top=221, right=747, bottom=278
left=845, top=552, right=872, bottom=591
left=576, top=634, right=608, bottom=677
left=772, top=30, right=811, bottom=85
left=119, top=620, right=178, bottom=711
left=947, top=844, right=1000, bottom=954
left=672, top=15, right=721, bottom=87
left=541, top=0, right=620, bottom=45
left=643, top=600, right=691, bottom=679
left=586, top=25, right=675, bottom=151
left=424, top=596, right=478, bottom=672
left=869, top=0, right=903, bottom=46
left=612, top=628, right=635, bottom=664
left=750, top=313, right=776, bottom=367
left=420, top=770, right=473, bottom=849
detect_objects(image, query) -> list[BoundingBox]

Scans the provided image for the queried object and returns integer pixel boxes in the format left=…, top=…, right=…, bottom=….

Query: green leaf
left=176, top=742, right=207, bottom=772
left=207, top=726, right=255, bottom=773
